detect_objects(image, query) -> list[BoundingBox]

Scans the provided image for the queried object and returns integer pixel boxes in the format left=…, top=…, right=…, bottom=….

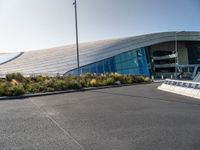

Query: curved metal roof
left=0, top=31, right=200, bottom=75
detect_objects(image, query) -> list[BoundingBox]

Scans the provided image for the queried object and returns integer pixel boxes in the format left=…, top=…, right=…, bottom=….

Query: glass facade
left=67, top=48, right=150, bottom=77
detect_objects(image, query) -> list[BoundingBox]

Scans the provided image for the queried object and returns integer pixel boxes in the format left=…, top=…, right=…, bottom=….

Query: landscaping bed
left=0, top=73, right=151, bottom=96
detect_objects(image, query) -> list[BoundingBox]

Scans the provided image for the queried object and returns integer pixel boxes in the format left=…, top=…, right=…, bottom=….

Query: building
left=0, top=31, right=200, bottom=79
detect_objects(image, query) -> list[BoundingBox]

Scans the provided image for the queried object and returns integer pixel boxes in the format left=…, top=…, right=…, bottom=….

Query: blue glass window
left=66, top=47, right=150, bottom=77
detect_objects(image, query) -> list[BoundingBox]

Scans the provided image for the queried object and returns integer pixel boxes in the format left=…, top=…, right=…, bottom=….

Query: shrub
left=80, top=78, right=87, bottom=87
left=0, top=82, right=25, bottom=96
left=144, top=77, right=151, bottom=83
left=26, top=83, right=47, bottom=93
left=0, top=83, right=6, bottom=96
left=111, top=73, right=127, bottom=84
left=11, top=79, right=19, bottom=85
left=81, top=73, right=93, bottom=79
left=0, top=82, right=13, bottom=96
left=5, top=74, right=12, bottom=82
left=11, top=84, right=25, bottom=96
left=65, top=75, right=77, bottom=81
left=6, top=73, right=24, bottom=82
left=0, top=73, right=151, bottom=96
left=52, top=79, right=66, bottom=91
left=46, top=87, right=55, bottom=92
left=134, top=75, right=145, bottom=83
left=124, top=75, right=134, bottom=84
left=66, top=79, right=80, bottom=89
left=103, top=77, right=115, bottom=85
left=35, top=75, right=46, bottom=82
left=90, top=79, right=97, bottom=87
left=95, top=75, right=105, bottom=85
left=0, top=87, right=4, bottom=96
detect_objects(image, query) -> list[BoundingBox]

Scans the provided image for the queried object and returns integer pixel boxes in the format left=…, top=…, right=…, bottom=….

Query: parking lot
left=0, top=83, right=200, bottom=150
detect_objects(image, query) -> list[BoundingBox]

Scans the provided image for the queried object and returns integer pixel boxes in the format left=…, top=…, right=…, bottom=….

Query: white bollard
left=151, top=75, right=154, bottom=81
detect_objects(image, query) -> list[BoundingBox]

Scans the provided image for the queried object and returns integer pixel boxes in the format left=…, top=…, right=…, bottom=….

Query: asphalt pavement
left=0, top=83, right=200, bottom=150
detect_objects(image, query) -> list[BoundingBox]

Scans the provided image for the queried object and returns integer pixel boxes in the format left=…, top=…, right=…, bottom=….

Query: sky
left=0, top=0, right=200, bottom=53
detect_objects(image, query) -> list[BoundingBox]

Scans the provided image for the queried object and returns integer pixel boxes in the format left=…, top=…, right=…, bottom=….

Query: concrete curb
left=157, top=80, right=200, bottom=100
left=0, top=82, right=153, bottom=101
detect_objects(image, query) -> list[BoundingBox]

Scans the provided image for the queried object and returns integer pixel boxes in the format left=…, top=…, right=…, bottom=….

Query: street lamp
left=73, top=0, right=80, bottom=83
left=175, top=31, right=184, bottom=79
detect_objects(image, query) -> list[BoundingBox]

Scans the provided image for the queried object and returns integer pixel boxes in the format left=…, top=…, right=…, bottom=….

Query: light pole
left=175, top=31, right=184, bottom=79
left=73, top=0, right=80, bottom=83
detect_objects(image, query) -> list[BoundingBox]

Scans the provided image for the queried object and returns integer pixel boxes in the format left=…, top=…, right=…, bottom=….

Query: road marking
left=29, top=98, right=86, bottom=150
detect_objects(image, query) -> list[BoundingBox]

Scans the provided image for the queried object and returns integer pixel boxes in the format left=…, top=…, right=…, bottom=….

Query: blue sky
left=0, top=0, right=200, bottom=52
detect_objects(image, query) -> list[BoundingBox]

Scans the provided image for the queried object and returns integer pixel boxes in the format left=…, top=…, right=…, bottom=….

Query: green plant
left=35, top=75, right=46, bottom=82
left=134, top=75, right=145, bottom=83
left=81, top=73, right=93, bottom=79
left=0, top=82, right=25, bottom=96
left=66, top=79, right=81, bottom=89
left=124, top=75, right=134, bottom=84
left=52, top=79, right=66, bottom=91
left=89, top=79, right=97, bottom=87
left=103, top=77, right=115, bottom=85
left=80, top=78, right=87, bottom=87
left=0, top=83, right=6, bottom=96
left=6, top=73, right=24, bottom=82
left=46, top=87, right=55, bottom=92
left=11, top=84, right=25, bottom=96
left=26, top=83, right=47, bottom=93
left=110, top=73, right=127, bottom=84
left=0, top=73, right=150, bottom=96
left=144, top=77, right=151, bottom=83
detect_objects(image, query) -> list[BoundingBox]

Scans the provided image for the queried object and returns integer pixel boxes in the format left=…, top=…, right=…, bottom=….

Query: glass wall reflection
left=67, top=48, right=150, bottom=77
